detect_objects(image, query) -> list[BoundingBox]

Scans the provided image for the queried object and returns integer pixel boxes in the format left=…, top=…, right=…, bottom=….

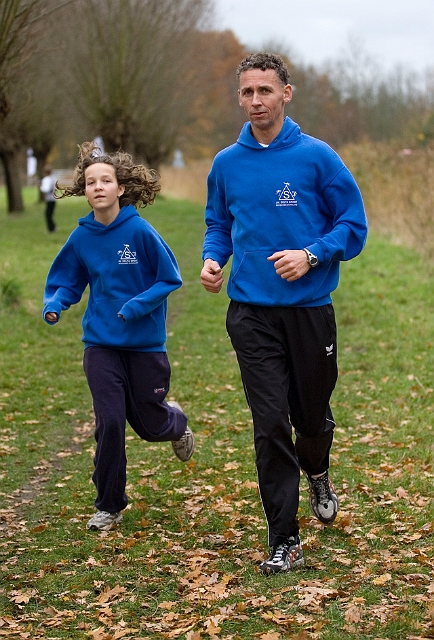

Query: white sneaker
left=86, top=510, right=123, bottom=531
left=168, top=401, right=195, bottom=462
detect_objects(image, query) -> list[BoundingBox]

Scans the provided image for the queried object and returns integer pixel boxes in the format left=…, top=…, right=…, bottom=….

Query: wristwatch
left=303, top=248, right=319, bottom=268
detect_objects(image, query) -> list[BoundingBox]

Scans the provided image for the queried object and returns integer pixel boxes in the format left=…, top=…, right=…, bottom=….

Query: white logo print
left=326, top=344, right=334, bottom=356
left=154, top=387, right=166, bottom=394
left=275, top=182, right=298, bottom=207
left=118, top=244, right=138, bottom=264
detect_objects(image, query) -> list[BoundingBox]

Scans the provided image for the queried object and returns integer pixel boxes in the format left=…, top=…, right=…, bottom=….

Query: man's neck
left=251, top=119, right=284, bottom=145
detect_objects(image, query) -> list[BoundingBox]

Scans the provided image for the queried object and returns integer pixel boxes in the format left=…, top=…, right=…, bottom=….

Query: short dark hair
left=236, top=52, right=291, bottom=86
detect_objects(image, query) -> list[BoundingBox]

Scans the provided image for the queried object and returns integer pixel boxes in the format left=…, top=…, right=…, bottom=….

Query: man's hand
left=45, top=312, right=58, bottom=323
left=201, top=259, right=224, bottom=293
left=267, top=250, right=310, bottom=281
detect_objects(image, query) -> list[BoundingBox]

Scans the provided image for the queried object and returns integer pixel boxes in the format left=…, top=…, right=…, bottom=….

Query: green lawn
left=0, top=187, right=433, bottom=639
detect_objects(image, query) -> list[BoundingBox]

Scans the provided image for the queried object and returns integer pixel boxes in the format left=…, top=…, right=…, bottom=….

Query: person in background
left=40, top=165, right=57, bottom=233
left=43, top=141, right=194, bottom=532
left=200, top=52, right=368, bottom=574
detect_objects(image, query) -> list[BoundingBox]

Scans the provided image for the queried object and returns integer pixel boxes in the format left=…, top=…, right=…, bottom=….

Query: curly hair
left=55, top=141, right=161, bottom=208
left=236, top=52, right=291, bottom=86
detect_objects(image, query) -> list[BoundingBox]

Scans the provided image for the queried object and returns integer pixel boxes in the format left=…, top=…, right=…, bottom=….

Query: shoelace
left=313, top=475, right=331, bottom=505
left=95, top=511, right=113, bottom=519
left=89, top=511, right=114, bottom=526
left=271, top=543, right=289, bottom=563
left=173, top=433, right=188, bottom=449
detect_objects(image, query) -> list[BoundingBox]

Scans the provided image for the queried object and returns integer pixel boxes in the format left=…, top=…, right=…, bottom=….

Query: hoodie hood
left=236, top=116, right=302, bottom=150
left=78, top=203, right=139, bottom=234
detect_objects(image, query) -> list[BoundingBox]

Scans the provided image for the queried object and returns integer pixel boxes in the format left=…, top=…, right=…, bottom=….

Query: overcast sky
left=213, top=0, right=434, bottom=75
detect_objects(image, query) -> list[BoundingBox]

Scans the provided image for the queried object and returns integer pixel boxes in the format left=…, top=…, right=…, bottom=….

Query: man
left=200, top=52, right=368, bottom=575
left=40, top=165, right=57, bottom=233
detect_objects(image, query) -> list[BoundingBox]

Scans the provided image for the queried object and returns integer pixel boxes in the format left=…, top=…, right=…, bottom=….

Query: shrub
left=0, top=277, right=22, bottom=307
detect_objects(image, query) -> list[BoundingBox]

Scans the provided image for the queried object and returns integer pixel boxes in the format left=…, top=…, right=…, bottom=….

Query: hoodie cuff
left=118, top=304, right=131, bottom=321
left=203, top=253, right=225, bottom=266
left=42, top=307, right=60, bottom=324
left=305, top=243, right=325, bottom=265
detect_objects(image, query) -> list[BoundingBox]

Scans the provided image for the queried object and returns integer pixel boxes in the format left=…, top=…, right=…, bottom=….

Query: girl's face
left=84, top=163, right=125, bottom=221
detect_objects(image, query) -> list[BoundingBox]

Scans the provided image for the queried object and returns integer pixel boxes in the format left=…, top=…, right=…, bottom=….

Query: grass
left=340, top=140, right=434, bottom=259
left=0, top=186, right=433, bottom=639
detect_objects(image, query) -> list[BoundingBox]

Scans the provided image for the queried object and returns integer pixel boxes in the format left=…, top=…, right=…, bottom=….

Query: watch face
left=304, top=248, right=318, bottom=266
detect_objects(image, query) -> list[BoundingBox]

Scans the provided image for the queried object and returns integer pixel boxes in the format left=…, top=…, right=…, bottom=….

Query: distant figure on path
left=27, top=148, right=37, bottom=186
left=40, top=165, right=57, bottom=233
left=201, top=52, right=368, bottom=574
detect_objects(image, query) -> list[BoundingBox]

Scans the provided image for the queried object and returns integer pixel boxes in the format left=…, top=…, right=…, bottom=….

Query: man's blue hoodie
left=202, top=117, right=368, bottom=307
left=43, top=204, right=182, bottom=351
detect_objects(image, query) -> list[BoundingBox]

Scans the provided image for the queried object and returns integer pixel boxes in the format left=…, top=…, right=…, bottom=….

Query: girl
left=43, top=142, right=194, bottom=531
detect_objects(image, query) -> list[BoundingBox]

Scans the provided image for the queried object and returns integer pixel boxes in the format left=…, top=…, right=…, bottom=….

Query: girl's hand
left=45, top=312, right=58, bottom=323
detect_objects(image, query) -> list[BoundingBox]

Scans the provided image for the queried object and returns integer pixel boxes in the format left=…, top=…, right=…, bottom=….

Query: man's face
left=238, top=68, right=292, bottom=137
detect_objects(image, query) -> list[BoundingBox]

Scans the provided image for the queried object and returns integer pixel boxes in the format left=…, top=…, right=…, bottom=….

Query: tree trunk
left=0, top=149, right=24, bottom=213
left=0, top=91, right=11, bottom=131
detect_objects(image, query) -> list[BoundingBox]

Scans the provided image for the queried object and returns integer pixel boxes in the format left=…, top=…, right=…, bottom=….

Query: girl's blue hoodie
left=202, top=117, right=368, bottom=307
left=43, top=204, right=182, bottom=351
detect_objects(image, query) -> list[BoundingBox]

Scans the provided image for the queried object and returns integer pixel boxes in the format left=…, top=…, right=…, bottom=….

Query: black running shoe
left=260, top=535, right=304, bottom=575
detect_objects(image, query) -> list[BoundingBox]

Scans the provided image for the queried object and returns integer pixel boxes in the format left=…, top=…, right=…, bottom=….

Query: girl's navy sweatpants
left=226, top=301, right=338, bottom=547
left=83, top=346, right=187, bottom=513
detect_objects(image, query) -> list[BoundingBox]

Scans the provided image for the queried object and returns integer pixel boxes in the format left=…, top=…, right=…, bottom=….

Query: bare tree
left=0, top=0, right=75, bottom=129
left=176, top=29, right=247, bottom=159
left=324, top=35, right=426, bottom=145
left=261, top=37, right=430, bottom=149
left=63, top=0, right=212, bottom=167
left=0, top=0, right=81, bottom=211
left=0, top=0, right=40, bottom=128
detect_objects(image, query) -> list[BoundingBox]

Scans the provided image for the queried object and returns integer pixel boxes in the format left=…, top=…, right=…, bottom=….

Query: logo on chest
left=118, top=244, right=138, bottom=264
left=275, top=182, right=298, bottom=207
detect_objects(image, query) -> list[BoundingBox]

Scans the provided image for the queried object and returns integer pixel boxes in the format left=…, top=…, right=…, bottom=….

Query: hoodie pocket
left=83, top=299, right=164, bottom=348
left=230, top=250, right=317, bottom=305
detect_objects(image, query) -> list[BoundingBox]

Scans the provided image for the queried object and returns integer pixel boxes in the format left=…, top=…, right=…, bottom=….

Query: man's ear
left=283, top=84, right=293, bottom=104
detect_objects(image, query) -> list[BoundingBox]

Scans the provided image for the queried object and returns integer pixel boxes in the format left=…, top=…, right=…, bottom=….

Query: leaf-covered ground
left=0, top=194, right=433, bottom=639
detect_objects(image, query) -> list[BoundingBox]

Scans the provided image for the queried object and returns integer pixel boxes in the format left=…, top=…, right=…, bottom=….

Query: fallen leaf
left=372, top=573, right=392, bottom=586
left=9, top=591, right=32, bottom=605
left=158, top=601, right=177, bottom=610
left=97, top=585, right=127, bottom=604
left=345, top=605, right=363, bottom=624
left=90, top=627, right=113, bottom=640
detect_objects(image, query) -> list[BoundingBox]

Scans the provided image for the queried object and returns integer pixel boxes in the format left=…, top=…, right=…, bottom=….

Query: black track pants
left=83, top=347, right=187, bottom=513
left=226, top=302, right=338, bottom=546
left=45, top=200, right=56, bottom=232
